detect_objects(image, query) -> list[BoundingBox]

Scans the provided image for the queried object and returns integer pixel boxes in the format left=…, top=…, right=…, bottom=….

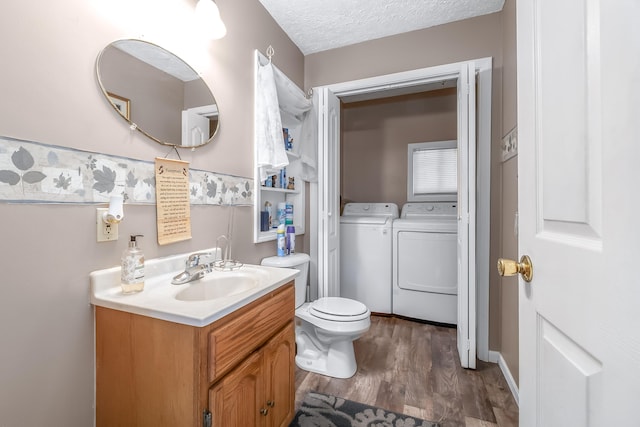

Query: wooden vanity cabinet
left=95, top=283, right=295, bottom=427
left=263, top=322, right=296, bottom=427
left=209, top=322, right=295, bottom=427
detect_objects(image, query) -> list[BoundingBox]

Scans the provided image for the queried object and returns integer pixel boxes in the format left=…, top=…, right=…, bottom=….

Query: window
left=407, top=140, right=457, bottom=202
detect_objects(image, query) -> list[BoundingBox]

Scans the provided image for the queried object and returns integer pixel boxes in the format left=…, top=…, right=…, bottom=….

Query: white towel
left=256, top=62, right=288, bottom=182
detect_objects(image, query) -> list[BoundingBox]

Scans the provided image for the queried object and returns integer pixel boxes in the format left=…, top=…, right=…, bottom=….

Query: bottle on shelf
left=285, top=202, right=293, bottom=225
left=264, top=201, right=273, bottom=229
left=283, top=128, right=293, bottom=151
left=286, top=225, right=295, bottom=254
left=276, top=224, right=286, bottom=257
left=277, top=202, right=287, bottom=226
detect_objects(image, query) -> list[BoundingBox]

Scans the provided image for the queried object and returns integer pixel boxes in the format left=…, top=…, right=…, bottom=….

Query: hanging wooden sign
left=155, top=158, right=192, bottom=245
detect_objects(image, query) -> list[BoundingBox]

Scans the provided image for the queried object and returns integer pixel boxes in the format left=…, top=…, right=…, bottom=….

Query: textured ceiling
left=258, top=0, right=505, bottom=55
left=114, top=40, right=199, bottom=82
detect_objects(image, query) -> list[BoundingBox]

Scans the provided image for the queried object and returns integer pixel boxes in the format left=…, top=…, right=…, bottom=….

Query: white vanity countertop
left=90, top=248, right=298, bottom=327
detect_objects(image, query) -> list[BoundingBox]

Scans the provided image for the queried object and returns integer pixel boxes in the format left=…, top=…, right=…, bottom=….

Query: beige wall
left=304, top=12, right=505, bottom=352
left=0, top=0, right=303, bottom=425
left=305, top=13, right=503, bottom=87
left=500, top=156, right=519, bottom=384
left=341, top=89, right=457, bottom=208
left=499, top=0, right=519, bottom=384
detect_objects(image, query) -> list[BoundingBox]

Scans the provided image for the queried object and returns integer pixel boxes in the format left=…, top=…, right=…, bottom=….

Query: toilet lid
left=310, top=297, right=370, bottom=321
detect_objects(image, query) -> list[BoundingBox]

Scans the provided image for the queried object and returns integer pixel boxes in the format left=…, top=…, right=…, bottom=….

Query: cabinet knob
left=267, top=400, right=275, bottom=407
left=260, top=408, right=269, bottom=416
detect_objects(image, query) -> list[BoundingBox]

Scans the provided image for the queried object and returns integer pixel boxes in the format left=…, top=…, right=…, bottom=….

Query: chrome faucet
left=171, top=251, right=216, bottom=285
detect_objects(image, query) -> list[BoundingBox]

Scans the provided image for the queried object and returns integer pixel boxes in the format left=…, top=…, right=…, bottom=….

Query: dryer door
left=396, top=230, right=457, bottom=295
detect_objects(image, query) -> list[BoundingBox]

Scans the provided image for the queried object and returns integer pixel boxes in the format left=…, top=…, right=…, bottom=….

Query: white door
left=182, top=109, right=208, bottom=147
left=181, top=104, right=217, bottom=147
left=457, top=62, right=476, bottom=369
left=517, top=1, right=640, bottom=425
left=317, top=87, right=341, bottom=297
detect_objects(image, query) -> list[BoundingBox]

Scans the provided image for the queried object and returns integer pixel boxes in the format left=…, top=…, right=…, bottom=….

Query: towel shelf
left=261, top=187, right=299, bottom=194
left=254, top=50, right=306, bottom=243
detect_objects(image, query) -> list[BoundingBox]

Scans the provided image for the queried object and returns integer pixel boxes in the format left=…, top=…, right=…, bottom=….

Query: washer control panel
left=401, top=202, right=457, bottom=218
left=342, top=203, right=399, bottom=218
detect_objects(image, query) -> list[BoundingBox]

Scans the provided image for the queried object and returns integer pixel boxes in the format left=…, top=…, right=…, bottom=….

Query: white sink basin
left=89, top=248, right=298, bottom=327
left=175, top=270, right=265, bottom=301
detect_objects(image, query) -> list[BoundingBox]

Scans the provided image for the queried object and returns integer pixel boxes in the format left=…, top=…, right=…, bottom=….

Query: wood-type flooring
left=294, top=315, right=519, bottom=427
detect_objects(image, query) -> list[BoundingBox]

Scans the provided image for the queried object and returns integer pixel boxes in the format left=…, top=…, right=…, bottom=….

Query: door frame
left=310, top=58, right=492, bottom=362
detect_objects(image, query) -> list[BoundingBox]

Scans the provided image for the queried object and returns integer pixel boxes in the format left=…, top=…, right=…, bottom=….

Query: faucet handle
left=186, top=251, right=215, bottom=268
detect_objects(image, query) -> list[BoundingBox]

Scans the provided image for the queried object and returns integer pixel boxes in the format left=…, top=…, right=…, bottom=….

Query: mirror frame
left=96, top=39, right=219, bottom=148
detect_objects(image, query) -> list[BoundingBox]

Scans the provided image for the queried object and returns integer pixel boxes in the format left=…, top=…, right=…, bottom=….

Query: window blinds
left=412, top=147, right=457, bottom=195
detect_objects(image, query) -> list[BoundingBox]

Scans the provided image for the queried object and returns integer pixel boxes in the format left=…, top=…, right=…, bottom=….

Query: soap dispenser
left=121, top=234, right=145, bottom=293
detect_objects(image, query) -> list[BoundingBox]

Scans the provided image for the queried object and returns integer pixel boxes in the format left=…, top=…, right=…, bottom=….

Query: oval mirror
left=96, top=39, right=219, bottom=148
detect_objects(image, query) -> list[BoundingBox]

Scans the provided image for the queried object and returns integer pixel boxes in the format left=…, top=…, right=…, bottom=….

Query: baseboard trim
left=488, top=351, right=519, bottom=407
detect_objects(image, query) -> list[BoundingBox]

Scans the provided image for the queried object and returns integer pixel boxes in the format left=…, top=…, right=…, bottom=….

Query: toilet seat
left=309, top=297, right=369, bottom=322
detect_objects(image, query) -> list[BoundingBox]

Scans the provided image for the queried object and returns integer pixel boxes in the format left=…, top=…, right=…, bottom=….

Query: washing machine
left=392, top=202, right=458, bottom=324
left=340, top=203, right=399, bottom=314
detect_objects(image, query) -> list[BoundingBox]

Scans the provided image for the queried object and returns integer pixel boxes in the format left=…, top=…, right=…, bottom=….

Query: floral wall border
left=0, top=135, right=253, bottom=206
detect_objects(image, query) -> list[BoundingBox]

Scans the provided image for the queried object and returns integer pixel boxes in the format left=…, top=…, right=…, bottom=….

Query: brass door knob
left=260, top=408, right=269, bottom=416
left=497, top=255, right=533, bottom=282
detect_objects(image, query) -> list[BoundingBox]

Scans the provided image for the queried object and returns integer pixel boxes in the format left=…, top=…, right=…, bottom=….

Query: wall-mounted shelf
left=261, top=187, right=299, bottom=194
left=253, top=51, right=307, bottom=243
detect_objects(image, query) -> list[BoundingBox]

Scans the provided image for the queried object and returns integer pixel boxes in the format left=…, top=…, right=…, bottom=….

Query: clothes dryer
left=392, top=202, right=458, bottom=324
left=340, top=203, right=399, bottom=314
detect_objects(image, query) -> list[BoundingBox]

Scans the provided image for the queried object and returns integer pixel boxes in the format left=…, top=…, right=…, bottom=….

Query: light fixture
left=195, top=0, right=227, bottom=40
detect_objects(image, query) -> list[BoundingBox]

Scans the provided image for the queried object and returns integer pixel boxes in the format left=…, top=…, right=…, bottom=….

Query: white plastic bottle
left=285, top=202, right=293, bottom=225
left=277, top=202, right=287, bottom=226
left=121, top=234, right=145, bottom=293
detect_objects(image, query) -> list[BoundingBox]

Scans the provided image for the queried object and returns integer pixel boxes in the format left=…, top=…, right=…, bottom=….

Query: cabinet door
left=263, top=322, right=295, bottom=427
left=209, top=351, right=265, bottom=427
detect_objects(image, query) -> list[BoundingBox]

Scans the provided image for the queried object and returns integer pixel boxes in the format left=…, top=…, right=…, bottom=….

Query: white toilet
left=261, top=253, right=371, bottom=379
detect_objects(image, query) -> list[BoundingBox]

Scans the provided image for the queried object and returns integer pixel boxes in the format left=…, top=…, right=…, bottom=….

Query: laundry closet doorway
left=310, top=59, right=492, bottom=369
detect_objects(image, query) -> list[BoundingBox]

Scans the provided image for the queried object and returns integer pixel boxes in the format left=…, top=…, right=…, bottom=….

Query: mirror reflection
left=96, top=39, right=219, bottom=148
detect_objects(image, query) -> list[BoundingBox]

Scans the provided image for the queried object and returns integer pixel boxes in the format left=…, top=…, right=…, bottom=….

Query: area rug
left=290, top=391, right=440, bottom=427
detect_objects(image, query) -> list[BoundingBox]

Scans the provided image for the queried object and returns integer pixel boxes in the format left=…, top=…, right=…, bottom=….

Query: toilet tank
left=261, top=253, right=310, bottom=308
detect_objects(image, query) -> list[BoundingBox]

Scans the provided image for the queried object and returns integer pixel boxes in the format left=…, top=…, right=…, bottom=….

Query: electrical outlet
left=96, top=208, right=118, bottom=242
